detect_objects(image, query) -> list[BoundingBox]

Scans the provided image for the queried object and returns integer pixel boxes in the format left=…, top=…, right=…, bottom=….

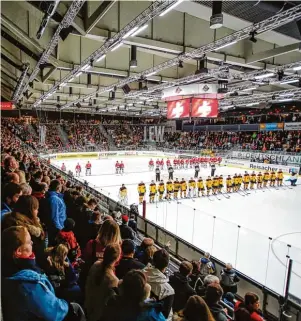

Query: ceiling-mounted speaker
left=122, top=84, right=131, bottom=94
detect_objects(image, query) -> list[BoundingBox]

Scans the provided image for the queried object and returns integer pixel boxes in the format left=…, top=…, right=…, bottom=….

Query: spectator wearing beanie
left=220, top=263, right=240, bottom=294
left=144, top=249, right=175, bottom=320
left=56, top=218, right=81, bottom=264
left=115, top=239, right=145, bottom=279
left=46, top=179, right=66, bottom=245
left=235, top=292, right=264, bottom=321
left=204, top=284, right=228, bottom=321
left=119, top=214, right=135, bottom=240
left=102, top=270, right=165, bottom=321
left=169, top=261, right=196, bottom=313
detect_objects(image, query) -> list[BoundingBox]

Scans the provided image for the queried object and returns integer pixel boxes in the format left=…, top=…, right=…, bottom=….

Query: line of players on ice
left=60, top=161, right=126, bottom=176
left=119, top=169, right=285, bottom=204
left=148, top=157, right=222, bottom=171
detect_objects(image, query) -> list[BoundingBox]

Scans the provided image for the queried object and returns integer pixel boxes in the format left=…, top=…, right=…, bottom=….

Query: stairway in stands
left=57, top=124, right=69, bottom=147
left=98, top=124, right=116, bottom=149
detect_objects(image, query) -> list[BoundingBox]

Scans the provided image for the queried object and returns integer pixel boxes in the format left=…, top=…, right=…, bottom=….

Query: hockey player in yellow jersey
left=218, top=175, right=223, bottom=193
left=188, top=177, right=196, bottom=197
left=180, top=178, right=187, bottom=198
left=233, top=174, right=239, bottom=192
left=119, top=184, right=128, bottom=205
left=213, top=176, right=219, bottom=195
left=250, top=171, right=257, bottom=189
left=226, top=175, right=232, bottom=193
left=149, top=180, right=157, bottom=203
left=257, top=172, right=263, bottom=188
left=166, top=179, right=173, bottom=200
left=243, top=171, right=250, bottom=190
left=270, top=170, right=276, bottom=187
left=238, top=174, right=243, bottom=190
left=263, top=171, right=270, bottom=187
left=277, top=169, right=284, bottom=186
left=137, top=181, right=146, bottom=204
left=206, top=176, right=213, bottom=195
left=173, top=178, right=180, bottom=199
left=158, top=180, right=165, bottom=201
left=197, top=177, right=205, bottom=196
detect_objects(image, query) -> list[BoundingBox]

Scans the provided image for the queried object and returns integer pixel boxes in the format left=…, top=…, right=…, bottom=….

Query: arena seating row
left=1, top=121, right=276, bottom=321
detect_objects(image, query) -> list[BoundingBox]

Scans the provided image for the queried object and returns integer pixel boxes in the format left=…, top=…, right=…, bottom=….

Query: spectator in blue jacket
left=46, top=179, right=66, bottom=245
left=1, top=226, right=69, bottom=321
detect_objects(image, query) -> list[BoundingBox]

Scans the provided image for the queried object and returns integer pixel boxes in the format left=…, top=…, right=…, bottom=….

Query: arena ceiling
left=2, top=0, right=301, bottom=116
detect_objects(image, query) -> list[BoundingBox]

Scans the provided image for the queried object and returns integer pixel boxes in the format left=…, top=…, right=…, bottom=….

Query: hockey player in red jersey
left=115, top=161, right=120, bottom=174
left=185, top=159, right=189, bottom=169
left=180, top=159, right=185, bottom=169
left=119, top=161, right=125, bottom=174
left=149, top=159, right=154, bottom=171
left=166, top=159, right=171, bottom=167
left=156, top=159, right=160, bottom=167
left=61, top=163, right=66, bottom=171
left=75, top=163, right=81, bottom=177
left=173, top=158, right=178, bottom=169
left=85, top=161, right=92, bottom=176
left=160, top=159, right=164, bottom=170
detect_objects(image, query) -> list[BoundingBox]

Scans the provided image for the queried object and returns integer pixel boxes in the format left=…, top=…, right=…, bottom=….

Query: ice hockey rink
left=52, top=156, right=301, bottom=298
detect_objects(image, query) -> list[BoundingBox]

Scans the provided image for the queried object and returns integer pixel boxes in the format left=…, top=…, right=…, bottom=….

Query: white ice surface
left=53, top=157, right=301, bottom=298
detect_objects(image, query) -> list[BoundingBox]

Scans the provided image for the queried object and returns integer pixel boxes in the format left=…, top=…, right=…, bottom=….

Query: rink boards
left=49, top=150, right=301, bottom=299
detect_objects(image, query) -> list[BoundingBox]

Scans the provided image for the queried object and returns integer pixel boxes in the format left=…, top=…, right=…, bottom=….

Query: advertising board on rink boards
left=284, top=122, right=301, bottom=130
left=56, top=152, right=99, bottom=159
left=231, top=151, right=301, bottom=165
left=224, top=159, right=298, bottom=174
left=259, top=123, right=284, bottom=131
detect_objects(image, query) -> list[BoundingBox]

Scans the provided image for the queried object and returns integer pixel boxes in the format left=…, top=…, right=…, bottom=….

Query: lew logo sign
left=143, top=126, right=165, bottom=142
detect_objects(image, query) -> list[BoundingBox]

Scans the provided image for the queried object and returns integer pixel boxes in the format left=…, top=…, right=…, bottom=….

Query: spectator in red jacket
left=56, top=218, right=81, bottom=264
left=235, top=292, right=264, bottom=321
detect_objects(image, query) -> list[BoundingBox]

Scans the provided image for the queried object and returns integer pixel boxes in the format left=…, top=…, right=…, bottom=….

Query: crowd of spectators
left=61, top=120, right=109, bottom=151
left=2, top=117, right=300, bottom=154
left=106, top=125, right=145, bottom=148
left=1, top=121, right=266, bottom=321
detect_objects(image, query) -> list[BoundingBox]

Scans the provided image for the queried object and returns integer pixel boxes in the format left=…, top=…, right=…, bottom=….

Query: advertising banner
left=0, top=102, right=14, bottom=110
left=191, top=98, right=218, bottom=118
left=167, top=99, right=190, bottom=119
left=259, top=123, right=283, bottom=131
left=248, top=162, right=299, bottom=174
left=284, top=122, right=301, bottom=131
left=231, top=151, right=301, bottom=165
left=163, top=84, right=218, bottom=99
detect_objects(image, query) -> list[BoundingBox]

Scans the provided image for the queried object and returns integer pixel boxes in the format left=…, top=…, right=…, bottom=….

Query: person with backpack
left=220, top=263, right=240, bottom=294
left=199, top=253, right=216, bottom=279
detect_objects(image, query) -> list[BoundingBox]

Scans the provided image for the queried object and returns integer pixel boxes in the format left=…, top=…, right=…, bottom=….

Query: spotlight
left=130, top=45, right=137, bottom=68
left=210, top=1, right=223, bottom=29
left=178, top=61, right=184, bottom=68
left=249, top=31, right=257, bottom=43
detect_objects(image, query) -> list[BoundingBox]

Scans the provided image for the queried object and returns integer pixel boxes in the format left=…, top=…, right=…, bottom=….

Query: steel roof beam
left=59, top=4, right=301, bottom=110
